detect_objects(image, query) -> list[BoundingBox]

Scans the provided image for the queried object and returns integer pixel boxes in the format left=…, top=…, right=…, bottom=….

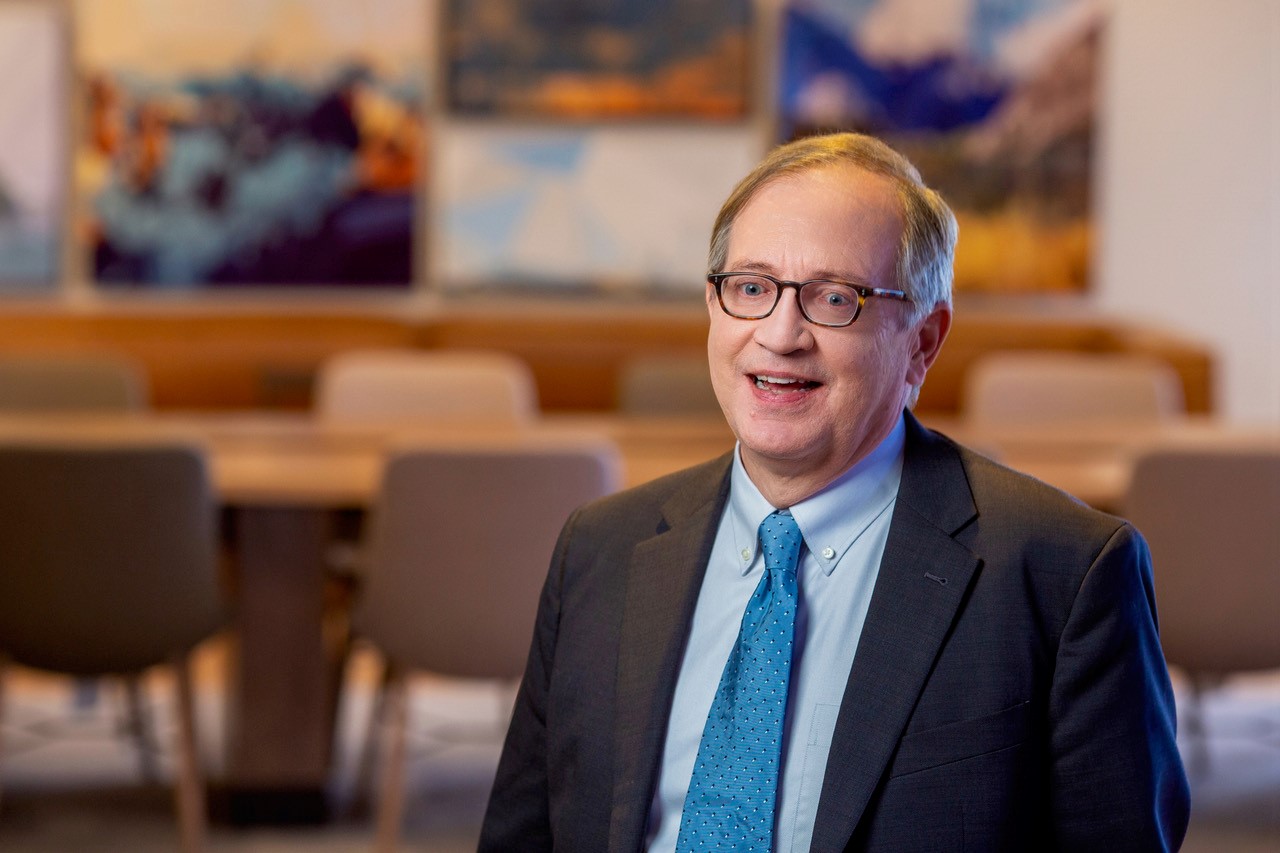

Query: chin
left=736, top=423, right=820, bottom=465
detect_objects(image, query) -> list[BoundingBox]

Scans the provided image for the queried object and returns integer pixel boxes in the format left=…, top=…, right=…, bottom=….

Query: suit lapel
left=608, top=455, right=732, bottom=853
left=811, top=414, right=981, bottom=851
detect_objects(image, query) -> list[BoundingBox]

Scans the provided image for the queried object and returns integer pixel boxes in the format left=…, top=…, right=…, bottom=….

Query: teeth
left=752, top=371, right=814, bottom=386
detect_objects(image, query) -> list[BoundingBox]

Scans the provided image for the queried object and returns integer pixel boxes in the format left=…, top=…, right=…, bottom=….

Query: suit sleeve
left=477, top=508, right=580, bottom=852
left=1048, top=522, right=1191, bottom=850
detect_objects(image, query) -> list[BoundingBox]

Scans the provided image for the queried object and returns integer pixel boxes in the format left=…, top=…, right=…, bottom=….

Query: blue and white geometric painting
left=437, top=126, right=760, bottom=292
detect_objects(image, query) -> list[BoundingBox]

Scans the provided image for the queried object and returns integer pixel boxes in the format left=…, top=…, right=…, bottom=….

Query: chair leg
left=374, top=669, right=410, bottom=853
left=352, top=658, right=395, bottom=814
left=171, top=654, right=207, bottom=853
left=122, top=674, right=161, bottom=783
left=0, top=656, right=7, bottom=813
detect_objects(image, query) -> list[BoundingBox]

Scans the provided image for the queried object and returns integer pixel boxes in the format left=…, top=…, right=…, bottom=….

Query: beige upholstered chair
left=0, top=354, right=158, bottom=805
left=1122, top=441, right=1280, bottom=770
left=0, top=442, right=226, bottom=852
left=0, top=354, right=149, bottom=411
left=617, top=354, right=721, bottom=416
left=351, top=440, right=621, bottom=851
left=315, top=349, right=538, bottom=422
left=961, top=351, right=1185, bottom=426
left=315, top=349, right=540, bottom=586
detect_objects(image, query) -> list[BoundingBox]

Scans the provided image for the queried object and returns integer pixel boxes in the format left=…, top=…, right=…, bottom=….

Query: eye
left=811, top=283, right=855, bottom=307
left=731, top=276, right=774, bottom=299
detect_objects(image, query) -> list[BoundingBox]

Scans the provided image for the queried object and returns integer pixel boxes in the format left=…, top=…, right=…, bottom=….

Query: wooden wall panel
left=0, top=312, right=418, bottom=410
left=0, top=305, right=1213, bottom=414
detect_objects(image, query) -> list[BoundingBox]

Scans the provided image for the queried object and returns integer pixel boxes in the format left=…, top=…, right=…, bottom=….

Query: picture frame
left=445, top=0, right=752, bottom=120
left=0, top=0, right=66, bottom=290
left=779, top=0, right=1103, bottom=294
left=76, top=0, right=428, bottom=289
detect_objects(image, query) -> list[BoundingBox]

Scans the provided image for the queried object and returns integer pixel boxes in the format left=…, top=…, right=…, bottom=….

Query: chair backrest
left=1122, top=442, right=1280, bottom=676
left=315, top=349, right=538, bottom=422
left=0, top=354, right=149, bottom=412
left=617, top=354, right=721, bottom=416
left=962, top=352, right=1185, bottom=426
left=0, top=442, right=225, bottom=675
left=352, top=439, right=622, bottom=679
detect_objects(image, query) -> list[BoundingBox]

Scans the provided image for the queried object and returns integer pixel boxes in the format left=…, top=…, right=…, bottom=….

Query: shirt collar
left=726, top=414, right=906, bottom=577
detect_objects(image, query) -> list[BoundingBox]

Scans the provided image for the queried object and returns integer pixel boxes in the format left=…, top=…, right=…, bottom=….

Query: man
left=480, top=133, right=1190, bottom=851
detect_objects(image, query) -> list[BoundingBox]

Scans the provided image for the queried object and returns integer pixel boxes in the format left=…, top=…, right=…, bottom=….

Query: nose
left=752, top=287, right=814, bottom=354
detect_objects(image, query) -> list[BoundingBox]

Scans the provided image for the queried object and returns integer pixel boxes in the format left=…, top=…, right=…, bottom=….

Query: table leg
left=224, top=506, right=333, bottom=824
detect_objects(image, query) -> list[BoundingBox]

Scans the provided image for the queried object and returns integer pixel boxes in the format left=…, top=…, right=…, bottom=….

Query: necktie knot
left=759, top=510, right=803, bottom=575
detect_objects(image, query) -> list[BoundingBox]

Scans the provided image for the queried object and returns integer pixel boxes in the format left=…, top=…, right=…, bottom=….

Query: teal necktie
left=675, top=510, right=803, bottom=852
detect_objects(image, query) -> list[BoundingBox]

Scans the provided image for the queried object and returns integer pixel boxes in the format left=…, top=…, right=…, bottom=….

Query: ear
left=705, top=280, right=719, bottom=317
left=905, top=303, right=951, bottom=387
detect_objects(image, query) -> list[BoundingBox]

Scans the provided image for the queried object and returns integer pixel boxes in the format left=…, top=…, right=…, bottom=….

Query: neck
left=742, top=448, right=869, bottom=509
left=740, top=413, right=905, bottom=508
left=745, top=469, right=825, bottom=509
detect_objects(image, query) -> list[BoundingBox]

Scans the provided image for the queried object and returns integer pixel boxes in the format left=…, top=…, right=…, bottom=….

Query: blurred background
left=0, top=0, right=1276, bottom=851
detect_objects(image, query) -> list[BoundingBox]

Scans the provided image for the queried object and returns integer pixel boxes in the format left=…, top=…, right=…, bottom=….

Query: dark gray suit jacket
left=479, top=413, right=1190, bottom=851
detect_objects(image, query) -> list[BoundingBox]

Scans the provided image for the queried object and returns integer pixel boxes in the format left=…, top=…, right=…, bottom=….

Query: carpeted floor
left=1, top=639, right=1277, bottom=852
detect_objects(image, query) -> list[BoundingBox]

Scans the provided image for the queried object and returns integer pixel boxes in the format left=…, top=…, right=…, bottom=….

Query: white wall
left=1096, top=0, right=1280, bottom=424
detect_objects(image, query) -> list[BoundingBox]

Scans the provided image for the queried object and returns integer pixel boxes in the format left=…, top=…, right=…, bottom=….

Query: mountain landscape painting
left=780, top=0, right=1103, bottom=293
left=446, top=0, right=751, bottom=120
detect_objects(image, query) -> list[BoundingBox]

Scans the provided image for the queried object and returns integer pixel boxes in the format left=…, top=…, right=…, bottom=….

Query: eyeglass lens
left=718, top=274, right=860, bottom=326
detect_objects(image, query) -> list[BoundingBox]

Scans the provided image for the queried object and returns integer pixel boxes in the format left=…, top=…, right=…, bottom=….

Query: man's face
left=706, top=163, right=949, bottom=501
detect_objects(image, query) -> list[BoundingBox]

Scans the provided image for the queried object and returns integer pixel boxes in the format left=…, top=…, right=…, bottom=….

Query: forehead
left=727, top=163, right=904, bottom=281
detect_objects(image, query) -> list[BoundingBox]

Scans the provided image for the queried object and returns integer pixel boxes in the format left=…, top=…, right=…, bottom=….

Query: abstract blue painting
left=77, top=0, right=427, bottom=289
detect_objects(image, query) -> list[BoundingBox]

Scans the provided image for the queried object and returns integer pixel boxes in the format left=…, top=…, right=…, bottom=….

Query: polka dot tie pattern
left=675, top=510, right=803, bottom=852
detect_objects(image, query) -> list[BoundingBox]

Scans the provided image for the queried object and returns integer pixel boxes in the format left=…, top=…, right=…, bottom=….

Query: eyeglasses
left=707, top=271, right=912, bottom=328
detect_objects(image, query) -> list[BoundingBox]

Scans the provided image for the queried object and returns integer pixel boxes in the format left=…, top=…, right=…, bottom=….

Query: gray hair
left=708, top=132, right=958, bottom=322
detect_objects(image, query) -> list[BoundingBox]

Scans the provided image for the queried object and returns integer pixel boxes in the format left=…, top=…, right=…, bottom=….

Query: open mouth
left=752, top=374, right=821, bottom=393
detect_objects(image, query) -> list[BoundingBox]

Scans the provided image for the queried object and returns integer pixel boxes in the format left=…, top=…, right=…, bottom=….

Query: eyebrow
left=728, top=260, right=875, bottom=287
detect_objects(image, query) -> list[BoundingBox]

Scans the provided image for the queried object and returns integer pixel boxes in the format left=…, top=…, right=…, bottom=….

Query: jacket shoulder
left=904, top=420, right=1136, bottom=576
left=958, top=441, right=1130, bottom=544
left=572, top=452, right=732, bottom=535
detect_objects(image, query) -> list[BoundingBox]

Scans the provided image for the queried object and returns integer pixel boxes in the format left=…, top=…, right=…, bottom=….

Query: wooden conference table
left=1, top=410, right=1263, bottom=822
left=0, top=411, right=738, bottom=822
left=201, top=413, right=742, bottom=822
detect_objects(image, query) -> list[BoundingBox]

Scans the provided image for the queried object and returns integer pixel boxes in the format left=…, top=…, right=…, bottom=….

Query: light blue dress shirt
left=646, top=415, right=906, bottom=852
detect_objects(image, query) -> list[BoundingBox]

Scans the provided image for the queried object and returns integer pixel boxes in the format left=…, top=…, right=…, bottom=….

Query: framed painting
left=76, top=0, right=428, bottom=289
left=779, top=0, right=1104, bottom=293
left=445, top=0, right=751, bottom=119
left=437, top=125, right=760, bottom=292
left=0, top=1, right=64, bottom=291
